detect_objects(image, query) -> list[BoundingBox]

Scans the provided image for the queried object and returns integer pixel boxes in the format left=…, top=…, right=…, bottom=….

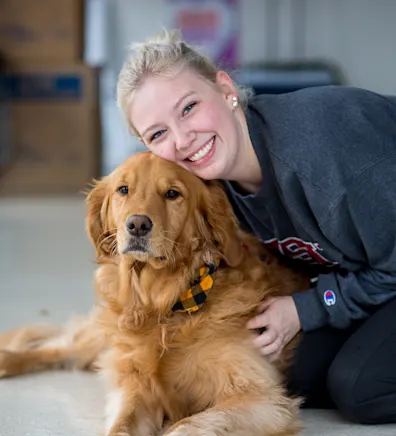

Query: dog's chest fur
left=103, top=253, right=306, bottom=416
left=111, top=269, right=271, bottom=414
left=115, top=310, right=260, bottom=415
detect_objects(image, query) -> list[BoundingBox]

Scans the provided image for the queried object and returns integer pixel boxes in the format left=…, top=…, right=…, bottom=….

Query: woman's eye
left=117, top=185, right=128, bottom=195
left=151, top=129, right=166, bottom=142
left=182, top=102, right=197, bottom=117
left=165, top=189, right=181, bottom=200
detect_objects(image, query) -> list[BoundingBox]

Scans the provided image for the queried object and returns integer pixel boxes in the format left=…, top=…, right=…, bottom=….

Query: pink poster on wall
left=165, top=0, right=240, bottom=69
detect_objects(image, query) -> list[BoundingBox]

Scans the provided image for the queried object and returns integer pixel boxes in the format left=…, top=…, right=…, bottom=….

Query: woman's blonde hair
left=117, top=29, right=253, bottom=136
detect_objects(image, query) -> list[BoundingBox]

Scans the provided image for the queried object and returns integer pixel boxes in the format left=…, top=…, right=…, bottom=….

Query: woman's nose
left=174, top=129, right=194, bottom=151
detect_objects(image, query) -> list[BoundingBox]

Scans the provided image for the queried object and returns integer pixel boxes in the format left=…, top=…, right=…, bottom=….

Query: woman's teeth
left=188, top=137, right=214, bottom=162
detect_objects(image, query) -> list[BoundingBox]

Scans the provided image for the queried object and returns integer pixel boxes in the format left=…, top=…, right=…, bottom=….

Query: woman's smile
left=185, top=136, right=216, bottom=166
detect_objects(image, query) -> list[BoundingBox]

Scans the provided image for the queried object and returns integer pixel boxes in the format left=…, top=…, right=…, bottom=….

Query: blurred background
left=0, top=4, right=396, bottom=433
left=0, top=0, right=395, bottom=195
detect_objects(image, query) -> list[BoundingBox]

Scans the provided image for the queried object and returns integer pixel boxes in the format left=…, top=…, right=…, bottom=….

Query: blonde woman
left=116, top=30, right=396, bottom=425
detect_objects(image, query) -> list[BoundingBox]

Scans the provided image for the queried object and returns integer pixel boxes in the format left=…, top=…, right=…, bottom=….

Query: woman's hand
left=247, top=296, right=301, bottom=361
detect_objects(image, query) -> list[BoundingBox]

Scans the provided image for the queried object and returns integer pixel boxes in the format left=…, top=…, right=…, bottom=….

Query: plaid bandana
left=172, top=259, right=220, bottom=314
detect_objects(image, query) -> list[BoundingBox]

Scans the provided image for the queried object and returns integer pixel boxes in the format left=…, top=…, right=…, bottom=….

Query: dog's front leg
left=105, top=375, right=164, bottom=436
left=163, top=392, right=301, bottom=436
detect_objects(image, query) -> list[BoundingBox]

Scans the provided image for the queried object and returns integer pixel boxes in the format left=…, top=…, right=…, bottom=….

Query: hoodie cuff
left=292, top=288, right=328, bottom=332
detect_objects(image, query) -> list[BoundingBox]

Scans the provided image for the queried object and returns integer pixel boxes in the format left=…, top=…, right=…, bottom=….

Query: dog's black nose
left=126, top=214, right=153, bottom=237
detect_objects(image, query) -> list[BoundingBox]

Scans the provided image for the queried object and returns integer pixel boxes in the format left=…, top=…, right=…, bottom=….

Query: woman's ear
left=215, top=70, right=238, bottom=97
left=201, top=181, right=244, bottom=267
left=85, top=177, right=115, bottom=260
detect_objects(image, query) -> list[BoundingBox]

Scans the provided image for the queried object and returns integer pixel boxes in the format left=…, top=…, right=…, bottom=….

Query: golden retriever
left=0, top=152, right=309, bottom=436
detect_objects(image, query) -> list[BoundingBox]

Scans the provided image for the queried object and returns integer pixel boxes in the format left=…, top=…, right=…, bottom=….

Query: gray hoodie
left=224, top=85, right=396, bottom=331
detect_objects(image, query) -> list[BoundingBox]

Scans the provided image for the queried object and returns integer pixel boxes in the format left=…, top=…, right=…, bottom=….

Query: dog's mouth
left=121, top=236, right=167, bottom=264
left=121, top=237, right=149, bottom=255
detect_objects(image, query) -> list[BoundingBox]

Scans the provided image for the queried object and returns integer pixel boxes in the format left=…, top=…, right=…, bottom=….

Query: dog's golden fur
left=0, top=152, right=309, bottom=435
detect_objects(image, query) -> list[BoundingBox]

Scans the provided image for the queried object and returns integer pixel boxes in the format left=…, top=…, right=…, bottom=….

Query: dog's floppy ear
left=201, top=181, right=244, bottom=267
left=85, top=177, right=115, bottom=260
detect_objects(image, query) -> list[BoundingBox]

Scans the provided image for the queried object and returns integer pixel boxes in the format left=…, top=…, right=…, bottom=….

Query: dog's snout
left=126, top=214, right=153, bottom=237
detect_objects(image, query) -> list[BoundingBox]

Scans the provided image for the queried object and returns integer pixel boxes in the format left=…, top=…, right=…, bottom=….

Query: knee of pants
left=327, top=361, right=375, bottom=424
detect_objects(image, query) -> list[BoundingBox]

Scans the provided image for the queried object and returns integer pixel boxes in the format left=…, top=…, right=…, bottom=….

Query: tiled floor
left=1, top=197, right=396, bottom=436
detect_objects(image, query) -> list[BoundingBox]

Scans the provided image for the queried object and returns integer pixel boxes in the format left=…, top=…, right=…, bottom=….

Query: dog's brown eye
left=117, top=185, right=129, bottom=195
left=165, top=189, right=180, bottom=200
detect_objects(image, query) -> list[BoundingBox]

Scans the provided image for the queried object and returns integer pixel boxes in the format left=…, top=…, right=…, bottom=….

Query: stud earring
left=232, top=96, right=239, bottom=108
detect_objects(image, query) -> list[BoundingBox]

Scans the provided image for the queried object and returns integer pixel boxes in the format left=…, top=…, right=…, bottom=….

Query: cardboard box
left=0, top=0, right=84, bottom=61
left=0, top=62, right=100, bottom=196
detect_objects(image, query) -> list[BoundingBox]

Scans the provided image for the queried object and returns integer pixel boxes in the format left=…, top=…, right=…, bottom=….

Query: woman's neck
left=230, top=111, right=262, bottom=194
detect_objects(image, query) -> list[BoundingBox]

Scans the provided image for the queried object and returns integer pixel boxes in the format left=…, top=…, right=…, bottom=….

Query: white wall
left=304, top=0, right=396, bottom=94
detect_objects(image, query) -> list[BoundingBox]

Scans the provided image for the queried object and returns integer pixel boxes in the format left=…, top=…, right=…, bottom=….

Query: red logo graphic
left=264, top=237, right=338, bottom=268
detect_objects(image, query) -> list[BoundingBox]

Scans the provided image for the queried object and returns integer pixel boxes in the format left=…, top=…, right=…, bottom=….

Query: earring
left=232, top=96, right=239, bottom=108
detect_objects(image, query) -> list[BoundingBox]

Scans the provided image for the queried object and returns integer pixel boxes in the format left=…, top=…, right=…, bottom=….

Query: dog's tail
left=0, top=310, right=108, bottom=378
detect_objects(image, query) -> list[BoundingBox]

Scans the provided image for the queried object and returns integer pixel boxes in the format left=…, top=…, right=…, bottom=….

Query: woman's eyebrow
left=141, top=123, right=162, bottom=138
left=173, top=91, right=196, bottom=111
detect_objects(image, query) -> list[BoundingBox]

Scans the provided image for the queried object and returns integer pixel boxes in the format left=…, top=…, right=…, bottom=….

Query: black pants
left=287, top=297, right=396, bottom=424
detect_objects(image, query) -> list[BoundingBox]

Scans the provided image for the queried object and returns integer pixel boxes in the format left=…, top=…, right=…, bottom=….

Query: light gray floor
left=1, top=197, right=396, bottom=436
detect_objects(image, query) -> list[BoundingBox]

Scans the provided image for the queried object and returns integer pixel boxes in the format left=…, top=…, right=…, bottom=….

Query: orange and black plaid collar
left=172, top=259, right=220, bottom=314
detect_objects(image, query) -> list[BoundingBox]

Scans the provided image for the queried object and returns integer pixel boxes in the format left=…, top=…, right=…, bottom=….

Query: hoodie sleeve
left=292, top=154, right=396, bottom=331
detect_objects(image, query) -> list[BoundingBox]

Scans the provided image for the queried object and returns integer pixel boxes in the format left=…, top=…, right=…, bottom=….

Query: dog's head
left=86, top=152, right=244, bottom=269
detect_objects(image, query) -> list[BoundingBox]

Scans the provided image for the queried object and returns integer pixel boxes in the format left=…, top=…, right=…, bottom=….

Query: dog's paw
left=164, top=424, right=213, bottom=436
left=163, top=425, right=188, bottom=436
left=106, top=430, right=158, bottom=436
left=105, top=423, right=159, bottom=436
left=0, top=350, right=14, bottom=378
left=105, top=432, right=130, bottom=436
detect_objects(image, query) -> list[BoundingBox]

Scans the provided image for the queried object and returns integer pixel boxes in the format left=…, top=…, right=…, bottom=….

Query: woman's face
left=129, top=68, right=244, bottom=180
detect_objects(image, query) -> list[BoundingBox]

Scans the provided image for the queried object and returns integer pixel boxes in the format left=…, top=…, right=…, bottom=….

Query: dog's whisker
left=150, top=236, right=184, bottom=261
left=97, top=228, right=118, bottom=240
left=109, top=240, right=119, bottom=257
left=100, top=233, right=117, bottom=244
left=161, top=231, right=185, bottom=246
left=159, top=238, right=183, bottom=259
left=96, top=229, right=117, bottom=250
left=162, top=236, right=185, bottom=248
left=150, top=240, right=175, bottom=266
left=97, top=233, right=117, bottom=252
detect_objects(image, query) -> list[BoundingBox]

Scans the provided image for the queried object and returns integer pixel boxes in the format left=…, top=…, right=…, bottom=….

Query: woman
left=116, top=30, right=396, bottom=424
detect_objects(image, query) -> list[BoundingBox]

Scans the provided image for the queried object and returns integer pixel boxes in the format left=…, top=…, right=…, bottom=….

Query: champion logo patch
left=324, top=290, right=336, bottom=306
